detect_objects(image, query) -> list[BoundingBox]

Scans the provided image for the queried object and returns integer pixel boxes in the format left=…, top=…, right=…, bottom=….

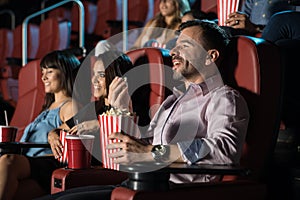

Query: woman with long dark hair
left=0, top=50, right=80, bottom=200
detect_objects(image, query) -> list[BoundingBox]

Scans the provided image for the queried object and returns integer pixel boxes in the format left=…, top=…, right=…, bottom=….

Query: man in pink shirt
left=107, top=19, right=250, bottom=183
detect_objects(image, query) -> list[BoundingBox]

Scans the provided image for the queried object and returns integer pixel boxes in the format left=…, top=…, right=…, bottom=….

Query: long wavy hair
left=149, top=0, right=190, bottom=39
left=40, top=50, right=80, bottom=111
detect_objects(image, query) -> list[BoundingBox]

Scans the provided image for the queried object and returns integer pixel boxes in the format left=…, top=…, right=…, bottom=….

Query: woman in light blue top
left=0, top=50, right=80, bottom=200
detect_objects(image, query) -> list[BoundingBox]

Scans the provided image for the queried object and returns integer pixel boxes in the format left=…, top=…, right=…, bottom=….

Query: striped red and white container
left=98, top=114, right=138, bottom=170
left=58, top=130, right=68, bottom=166
left=217, top=0, right=240, bottom=26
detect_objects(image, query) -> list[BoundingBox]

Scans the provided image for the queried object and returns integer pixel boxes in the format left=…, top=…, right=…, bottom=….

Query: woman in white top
left=131, top=0, right=190, bottom=50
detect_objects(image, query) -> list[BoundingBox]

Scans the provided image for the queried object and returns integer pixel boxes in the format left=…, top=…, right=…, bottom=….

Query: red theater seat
left=71, top=1, right=97, bottom=35
left=104, top=0, right=149, bottom=40
left=0, top=24, right=39, bottom=106
left=0, top=28, right=13, bottom=67
left=93, top=0, right=117, bottom=39
left=36, top=18, right=71, bottom=59
left=110, top=36, right=283, bottom=200
left=201, top=0, right=217, bottom=14
left=126, top=47, right=174, bottom=121
left=9, top=59, right=45, bottom=141
left=12, top=23, right=40, bottom=61
left=128, top=0, right=149, bottom=29
left=47, top=6, right=72, bottom=22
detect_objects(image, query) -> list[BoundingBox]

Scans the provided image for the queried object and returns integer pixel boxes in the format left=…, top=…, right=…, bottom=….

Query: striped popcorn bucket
left=58, top=130, right=68, bottom=167
left=98, top=114, right=138, bottom=170
left=217, top=0, right=240, bottom=26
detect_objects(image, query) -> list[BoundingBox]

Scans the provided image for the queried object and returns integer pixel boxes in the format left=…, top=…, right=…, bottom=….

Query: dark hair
left=40, top=50, right=80, bottom=111
left=179, top=20, right=230, bottom=58
left=96, top=51, right=133, bottom=98
left=183, top=9, right=209, bottom=20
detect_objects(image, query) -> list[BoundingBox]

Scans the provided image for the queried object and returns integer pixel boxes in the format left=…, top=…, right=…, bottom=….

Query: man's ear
left=205, top=49, right=219, bottom=65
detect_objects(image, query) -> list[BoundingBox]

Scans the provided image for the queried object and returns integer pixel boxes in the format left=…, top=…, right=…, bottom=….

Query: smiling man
left=108, top=20, right=249, bottom=183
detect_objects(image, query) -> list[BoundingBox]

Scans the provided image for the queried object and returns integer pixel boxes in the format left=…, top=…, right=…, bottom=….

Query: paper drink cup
left=0, top=125, right=18, bottom=142
left=65, top=134, right=95, bottom=169
left=99, top=114, right=138, bottom=170
left=217, top=0, right=240, bottom=26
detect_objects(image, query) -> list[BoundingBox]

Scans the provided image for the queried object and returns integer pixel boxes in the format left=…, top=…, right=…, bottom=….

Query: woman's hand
left=108, top=77, right=132, bottom=112
left=68, top=120, right=99, bottom=135
left=48, top=129, right=63, bottom=159
left=225, top=11, right=258, bottom=34
left=106, top=132, right=153, bottom=164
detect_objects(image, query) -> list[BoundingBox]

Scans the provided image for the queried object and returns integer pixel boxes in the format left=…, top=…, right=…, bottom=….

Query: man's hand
left=106, top=132, right=153, bottom=164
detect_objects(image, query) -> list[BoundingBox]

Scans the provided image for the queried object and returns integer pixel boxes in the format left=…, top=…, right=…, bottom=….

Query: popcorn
left=102, top=107, right=133, bottom=116
left=99, top=108, right=138, bottom=170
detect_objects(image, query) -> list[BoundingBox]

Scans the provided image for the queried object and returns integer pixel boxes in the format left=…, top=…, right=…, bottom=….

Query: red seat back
left=71, top=1, right=97, bottom=34
left=36, top=18, right=71, bottom=59
left=93, top=0, right=118, bottom=39
left=47, top=7, right=72, bottom=22
left=126, top=47, right=175, bottom=126
left=221, top=36, right=282, bottom=181
left=10, top=59, right=45, bottom=141
left=201, top=0, right=217, bottom=14
left=0, top=28, right=13, bottom=66
left=128, top=0, right=149, bottom=26
left=12, top=24, right=39, bottom=60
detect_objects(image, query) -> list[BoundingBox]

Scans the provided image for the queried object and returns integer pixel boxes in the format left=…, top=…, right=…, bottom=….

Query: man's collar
left=173, top=74, right=224, bottom=97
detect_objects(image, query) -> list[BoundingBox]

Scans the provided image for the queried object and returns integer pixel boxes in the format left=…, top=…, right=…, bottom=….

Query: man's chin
left=173, top=72, right=184, bottom=81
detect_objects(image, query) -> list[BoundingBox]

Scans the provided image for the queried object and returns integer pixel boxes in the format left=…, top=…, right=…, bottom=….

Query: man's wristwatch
left=151, top=145, right=169, bottom=162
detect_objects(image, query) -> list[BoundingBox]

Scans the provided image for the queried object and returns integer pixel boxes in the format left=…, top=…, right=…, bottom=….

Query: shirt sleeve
left=177, top=89, right=249, bottom=165
left=241, top=0, right=254, bottom=16
left=177, top=139, right=208, bottom=165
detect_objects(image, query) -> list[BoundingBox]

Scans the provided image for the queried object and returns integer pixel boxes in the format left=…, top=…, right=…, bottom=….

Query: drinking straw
left=4, top=110, right=8, bottom=126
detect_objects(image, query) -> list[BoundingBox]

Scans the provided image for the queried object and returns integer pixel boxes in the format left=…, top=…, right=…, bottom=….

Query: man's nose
left=170, top=46, right=178, bottom=57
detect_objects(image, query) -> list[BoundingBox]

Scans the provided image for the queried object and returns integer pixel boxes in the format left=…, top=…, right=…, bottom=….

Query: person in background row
left=261, top=10, right=300, bottom=43
left=225, top=0, right=297, bottom=36
left=131, top=0, right=190, bottom=49
left=0, top=50, right=80, bottom=200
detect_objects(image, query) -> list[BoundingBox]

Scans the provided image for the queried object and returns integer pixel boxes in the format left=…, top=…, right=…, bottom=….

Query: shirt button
left=262, top=14, right=266, bottom=18
left=268, top=0, right=272, bottom=4
left=254, top=2, right=258, bottom=6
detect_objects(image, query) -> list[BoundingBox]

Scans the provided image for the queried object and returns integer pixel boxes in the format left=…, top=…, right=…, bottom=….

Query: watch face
left=151, top=145, right=167, bottom=161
